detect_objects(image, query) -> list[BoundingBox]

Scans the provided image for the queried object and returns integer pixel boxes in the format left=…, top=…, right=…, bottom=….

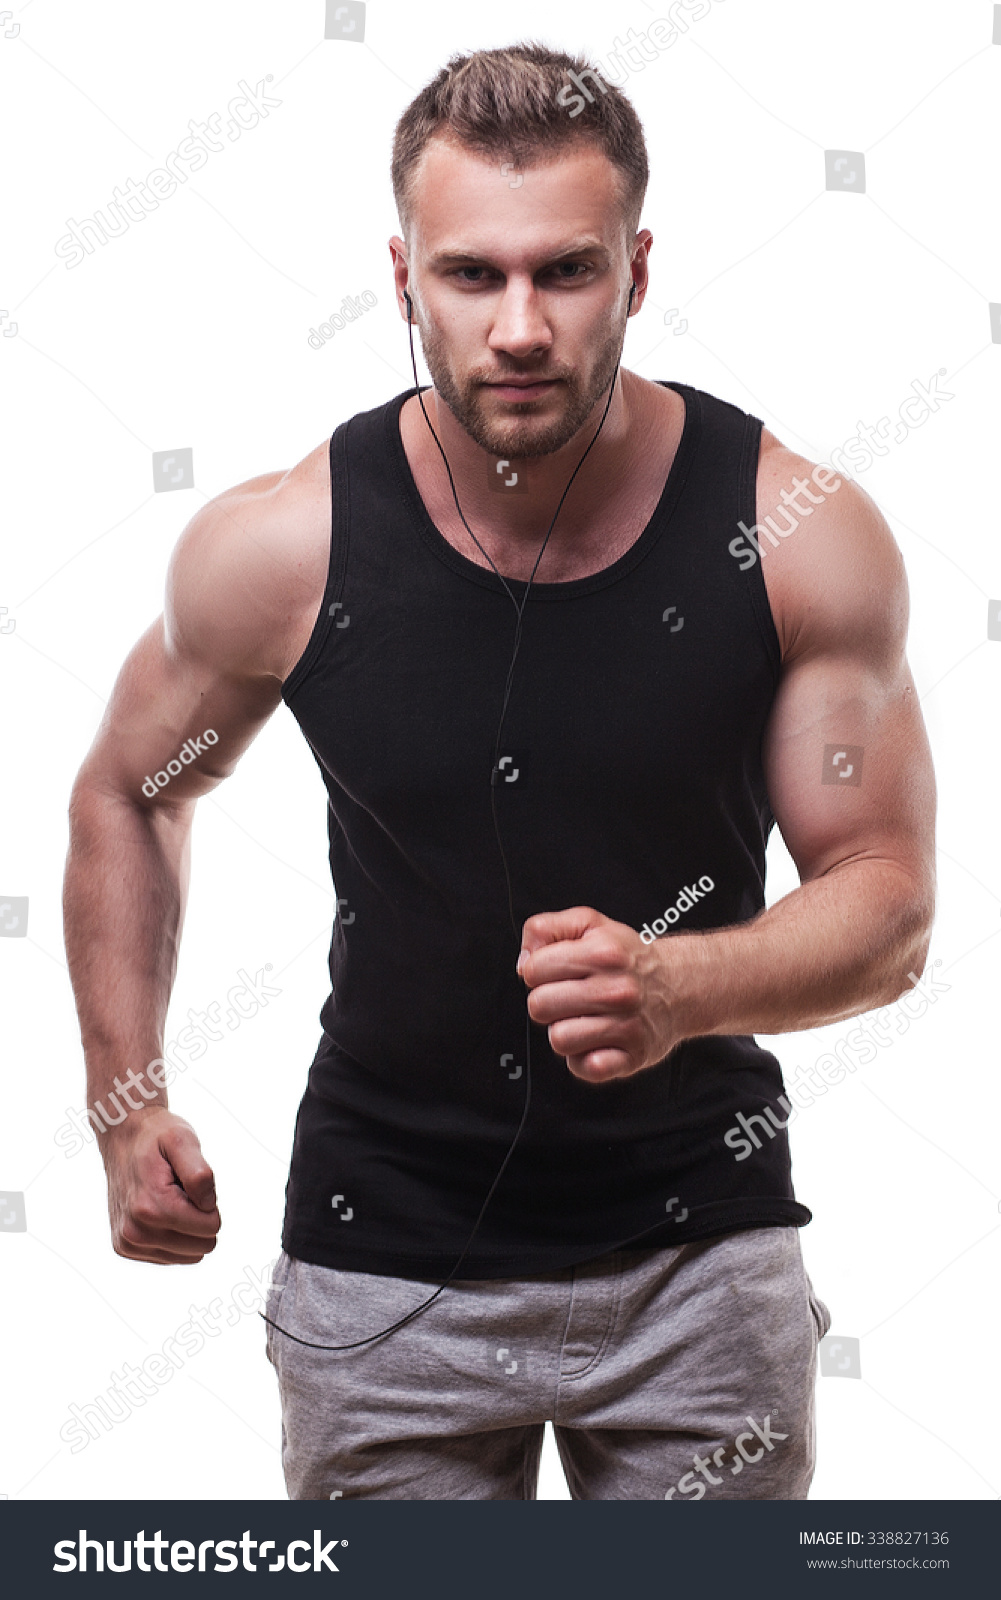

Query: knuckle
left=605, top=974, right=640, bottom=1008
left=592, top=935, right=624, bottom=968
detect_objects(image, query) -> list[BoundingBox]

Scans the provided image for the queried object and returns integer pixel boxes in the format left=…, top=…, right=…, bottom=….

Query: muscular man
left=63, top=45, right=935, bottom=1500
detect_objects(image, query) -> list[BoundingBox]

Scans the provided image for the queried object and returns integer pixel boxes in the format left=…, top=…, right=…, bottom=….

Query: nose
left=487, top=280, right=553, bottom=361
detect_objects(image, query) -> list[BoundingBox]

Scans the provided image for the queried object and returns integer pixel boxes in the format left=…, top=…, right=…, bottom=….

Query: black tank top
left=279, top=380, right=812, bottom=1279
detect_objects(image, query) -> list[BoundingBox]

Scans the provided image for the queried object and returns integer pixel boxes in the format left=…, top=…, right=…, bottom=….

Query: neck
left=413, top=367, right=640, bottom=551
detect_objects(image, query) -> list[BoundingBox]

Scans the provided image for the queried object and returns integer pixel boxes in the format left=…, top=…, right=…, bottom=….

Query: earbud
left=627, top=280, right=636, bottom=311
left=404, top=288, right=413, bottom=321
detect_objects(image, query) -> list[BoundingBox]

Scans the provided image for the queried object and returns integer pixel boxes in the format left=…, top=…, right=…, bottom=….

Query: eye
left=451, top=262, right=594, bottom=285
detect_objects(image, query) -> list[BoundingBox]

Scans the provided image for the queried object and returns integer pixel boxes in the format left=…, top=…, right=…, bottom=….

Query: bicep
left=759, top=474, right=936, bottom=887
left=762, top=647, right=935, bottom=885
left=75, top=500, right=286, bottom=808
left=77, top=618, right=282, bottom=809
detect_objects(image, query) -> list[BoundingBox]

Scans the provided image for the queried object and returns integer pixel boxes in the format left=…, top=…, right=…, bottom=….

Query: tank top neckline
left=386, top=379, right=702, bottom=601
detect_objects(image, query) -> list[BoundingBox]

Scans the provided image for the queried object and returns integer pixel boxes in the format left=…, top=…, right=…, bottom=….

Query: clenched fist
left=516, top=906, right=687, bottom=1082
left=103, top=1108, right=221, bottom=1264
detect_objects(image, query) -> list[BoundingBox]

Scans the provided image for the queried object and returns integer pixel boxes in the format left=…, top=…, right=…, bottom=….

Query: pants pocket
left=264, top=1250, right=294, bottom=1367
left=805, top=1274, right=832, bottom=1342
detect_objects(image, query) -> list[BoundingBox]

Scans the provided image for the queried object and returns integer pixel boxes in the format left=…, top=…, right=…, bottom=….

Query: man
left=63, top=44, right=935, bottom=1501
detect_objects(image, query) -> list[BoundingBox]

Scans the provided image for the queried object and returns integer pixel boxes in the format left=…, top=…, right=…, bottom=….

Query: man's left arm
left=670, top=449, right=937, bottom=1038
left=519, top=448, right=937, bottom=1080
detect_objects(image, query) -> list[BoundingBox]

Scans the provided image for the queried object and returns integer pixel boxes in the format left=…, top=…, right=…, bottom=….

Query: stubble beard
left=414, top=315, right=626, bottom=461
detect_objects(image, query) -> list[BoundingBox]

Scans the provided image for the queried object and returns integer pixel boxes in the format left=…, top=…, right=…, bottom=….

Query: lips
left=486, top=378, right=557, bottom=396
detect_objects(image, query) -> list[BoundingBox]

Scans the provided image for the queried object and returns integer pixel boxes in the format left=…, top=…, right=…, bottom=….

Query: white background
left=0, top=0, right=998, bottom=1503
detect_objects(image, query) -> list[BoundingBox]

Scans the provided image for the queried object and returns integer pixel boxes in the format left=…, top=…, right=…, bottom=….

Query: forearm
left=63, top=780, right=193, bottom=1150
left=667, top=858, right=934, bottom=1042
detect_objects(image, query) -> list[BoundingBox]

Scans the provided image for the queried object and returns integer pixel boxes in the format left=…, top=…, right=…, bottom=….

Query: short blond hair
left=391, top=41, right=649, bottom=242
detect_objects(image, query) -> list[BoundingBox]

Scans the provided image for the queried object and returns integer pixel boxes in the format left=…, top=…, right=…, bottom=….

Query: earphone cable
left=259, top=283, right=634, bottom=1351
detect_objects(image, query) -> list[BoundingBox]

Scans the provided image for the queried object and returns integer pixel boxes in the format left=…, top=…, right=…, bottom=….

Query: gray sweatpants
left=264, top=1225, right=831, bottom=1501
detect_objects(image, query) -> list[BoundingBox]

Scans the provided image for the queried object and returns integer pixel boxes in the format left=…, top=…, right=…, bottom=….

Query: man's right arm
left=63, top=453, right=329, bottom=1264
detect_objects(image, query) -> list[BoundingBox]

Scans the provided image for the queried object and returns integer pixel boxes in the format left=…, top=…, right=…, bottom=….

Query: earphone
left=261, top=275, right=645, bottom=1352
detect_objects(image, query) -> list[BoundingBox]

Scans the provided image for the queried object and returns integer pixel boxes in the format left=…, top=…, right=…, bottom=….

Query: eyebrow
left=427, top=238, right=612, bottom=269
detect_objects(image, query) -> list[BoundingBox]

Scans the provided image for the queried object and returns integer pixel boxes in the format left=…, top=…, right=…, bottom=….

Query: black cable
left=260, top=280, right=639, bottom=1352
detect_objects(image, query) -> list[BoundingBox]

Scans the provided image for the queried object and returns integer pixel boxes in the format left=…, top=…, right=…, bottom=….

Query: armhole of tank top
left=738, top=410, right=782, bottom=688
left=281, top=421, right=350, bottom=704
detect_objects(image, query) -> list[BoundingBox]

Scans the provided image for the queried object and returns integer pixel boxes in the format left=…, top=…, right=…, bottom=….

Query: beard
left=414, top=312, right=626, bottom=460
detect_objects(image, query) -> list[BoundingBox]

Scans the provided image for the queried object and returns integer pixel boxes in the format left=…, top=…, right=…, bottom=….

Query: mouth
left=485, top=378, right=558, bottom=400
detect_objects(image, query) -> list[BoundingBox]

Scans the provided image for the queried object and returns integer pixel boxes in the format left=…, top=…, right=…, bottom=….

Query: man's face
left=397, top=136, right=640, bottom=460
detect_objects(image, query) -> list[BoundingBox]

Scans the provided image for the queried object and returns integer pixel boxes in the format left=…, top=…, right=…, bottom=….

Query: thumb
left=160, top=1123, right=217, bottom=1212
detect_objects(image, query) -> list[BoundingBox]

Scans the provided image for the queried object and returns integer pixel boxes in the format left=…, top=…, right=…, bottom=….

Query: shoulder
left=753, top=427, right=908, bottom=665
left=165, top=438, right=332, bottom=683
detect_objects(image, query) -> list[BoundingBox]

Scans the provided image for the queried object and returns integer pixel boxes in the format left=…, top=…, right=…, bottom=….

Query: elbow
left=67, top=770, right=128, bottom=842
left=881, top=877, right=936, bottom=1006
